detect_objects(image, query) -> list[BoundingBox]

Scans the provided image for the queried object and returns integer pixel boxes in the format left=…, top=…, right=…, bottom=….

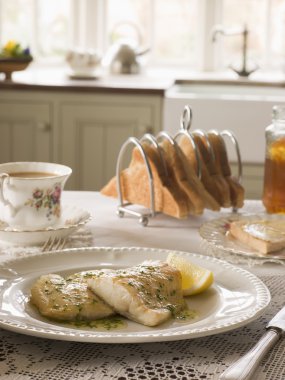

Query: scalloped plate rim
left=0, top=246, right=271, bottom=343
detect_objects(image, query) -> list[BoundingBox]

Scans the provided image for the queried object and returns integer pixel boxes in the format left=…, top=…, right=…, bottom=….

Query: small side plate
left=199, top=213, right=285, bottom=260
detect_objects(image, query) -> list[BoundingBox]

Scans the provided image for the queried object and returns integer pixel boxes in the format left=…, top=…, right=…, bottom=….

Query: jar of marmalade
left=263, top=105, right=285, bottom=213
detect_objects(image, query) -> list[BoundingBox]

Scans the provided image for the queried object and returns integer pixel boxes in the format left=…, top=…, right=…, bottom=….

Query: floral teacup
left=0, top=162, right=72, bottom=230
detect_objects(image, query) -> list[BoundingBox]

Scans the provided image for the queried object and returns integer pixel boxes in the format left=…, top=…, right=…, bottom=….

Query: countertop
left=2, top=64, right=285, bottom=95
left=0, top=66, right=174, bottom=95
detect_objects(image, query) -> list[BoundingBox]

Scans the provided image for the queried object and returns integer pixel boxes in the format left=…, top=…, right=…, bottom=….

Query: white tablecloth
left=0, top=192, right=284, bottom=380
left=64, top=192, right=284, bottom=276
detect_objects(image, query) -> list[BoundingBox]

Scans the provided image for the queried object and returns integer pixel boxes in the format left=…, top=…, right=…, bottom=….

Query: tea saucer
left=68, top=73, right=99, bottom=80
left=0, top=205, right=91, bottom=246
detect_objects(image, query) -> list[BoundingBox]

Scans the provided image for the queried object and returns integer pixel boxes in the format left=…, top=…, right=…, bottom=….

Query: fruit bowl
left=0, top=57, right=33, bottom=80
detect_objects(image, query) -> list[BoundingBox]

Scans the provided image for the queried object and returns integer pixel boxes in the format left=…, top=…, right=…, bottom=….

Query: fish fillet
left=87, top=261, right=186, bottom=327
left=30, top=271, right=114, bottom=321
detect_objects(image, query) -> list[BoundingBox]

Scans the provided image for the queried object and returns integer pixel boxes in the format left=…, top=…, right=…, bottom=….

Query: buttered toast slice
left=101, top=142, right=190, bottom=218
left=230, top=219, right=285, bottom=254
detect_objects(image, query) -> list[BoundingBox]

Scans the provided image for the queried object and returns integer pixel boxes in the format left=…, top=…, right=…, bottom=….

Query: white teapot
left=104, top=21, right=150, bottom=74
left=66, top=49, right=101, bottom=77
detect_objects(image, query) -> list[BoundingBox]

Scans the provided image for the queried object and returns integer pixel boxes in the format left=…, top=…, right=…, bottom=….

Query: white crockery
left=0, top=247, right=270, bottom=343
left=0, top=162, right=72, bottom=231
left=0, top=205, right=91, bottom=246
left=66, top=49, right=101, bottom=77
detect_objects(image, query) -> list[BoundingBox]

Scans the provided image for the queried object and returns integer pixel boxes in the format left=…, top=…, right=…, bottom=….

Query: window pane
left=106, top=0, right=199, bottom=67
left=153, top=0, right=198, bottom=65
left=270, top=0, right=285, bottom=68
left=0, top=0, right=34, bottom=48
left=36, top=0, right=71, bottom=57
left=107, top=0, right=151, bottom=47
left=221, top=0, right=267, bottom=70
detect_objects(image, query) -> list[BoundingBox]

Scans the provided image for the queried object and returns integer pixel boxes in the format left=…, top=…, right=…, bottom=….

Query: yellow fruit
left=269, top=139, right=285, bottom=162
left=166, top=252, right=214, bottom=296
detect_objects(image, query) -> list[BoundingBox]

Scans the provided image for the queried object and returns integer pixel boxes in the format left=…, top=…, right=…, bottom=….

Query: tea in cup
left=0, top=162, right=72, bottom=230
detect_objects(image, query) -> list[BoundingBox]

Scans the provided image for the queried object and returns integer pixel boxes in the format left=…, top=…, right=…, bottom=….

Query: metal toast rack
left=116, top=105, right=242, bottom=226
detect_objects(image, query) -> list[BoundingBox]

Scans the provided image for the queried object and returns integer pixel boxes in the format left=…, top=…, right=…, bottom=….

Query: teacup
left=0, top=162, right=72, bottom=231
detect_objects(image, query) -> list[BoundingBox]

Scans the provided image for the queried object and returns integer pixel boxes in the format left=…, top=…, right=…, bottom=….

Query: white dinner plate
left=200, top=213, right=285, bottom=260
left=0, top=205, right=91, bottom=246
left=0, top=247, right=270, bottom=343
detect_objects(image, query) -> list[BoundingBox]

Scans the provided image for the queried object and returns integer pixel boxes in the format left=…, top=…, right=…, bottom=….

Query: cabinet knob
left=36, top=122, right=51, bottom=132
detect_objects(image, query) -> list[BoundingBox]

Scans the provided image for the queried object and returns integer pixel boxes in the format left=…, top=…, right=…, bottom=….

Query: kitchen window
left=0, top=0, right=284, bottom=72
left=0, top=0, right=71, bottom=60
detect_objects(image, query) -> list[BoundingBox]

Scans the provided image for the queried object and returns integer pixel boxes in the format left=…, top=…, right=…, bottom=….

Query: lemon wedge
left=166, top=252, right=214, bottom=296
left=269, top=138, right=285, bottom=162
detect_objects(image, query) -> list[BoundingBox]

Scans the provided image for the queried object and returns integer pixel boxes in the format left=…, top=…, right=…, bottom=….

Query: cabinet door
left=59, top=99, right=160, bottom=190
left=0, top=102, right=52, bottom=163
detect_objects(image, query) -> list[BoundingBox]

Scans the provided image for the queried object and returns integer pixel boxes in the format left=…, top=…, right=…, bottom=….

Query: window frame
left=77, top=0, right=225, bottom=71
left=0, top=0, right=279, bottom=72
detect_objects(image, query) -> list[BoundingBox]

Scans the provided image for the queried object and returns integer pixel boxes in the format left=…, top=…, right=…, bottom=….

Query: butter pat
left=230, top=219, right=285, bottom=254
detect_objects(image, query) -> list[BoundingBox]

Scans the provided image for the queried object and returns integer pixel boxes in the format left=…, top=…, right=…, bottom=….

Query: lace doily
left=0, top=227, right=94, bottom=261
left=200, top=239, right=285, bottom=267
left=0, top=274, right=284, bottom=380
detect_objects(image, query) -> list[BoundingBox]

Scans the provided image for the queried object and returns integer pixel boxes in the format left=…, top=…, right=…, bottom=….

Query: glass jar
left=262, top=105, right=285, bottom=213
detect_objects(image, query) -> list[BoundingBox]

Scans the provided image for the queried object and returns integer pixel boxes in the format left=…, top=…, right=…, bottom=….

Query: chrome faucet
left=212, top=24, right=258, bottom=77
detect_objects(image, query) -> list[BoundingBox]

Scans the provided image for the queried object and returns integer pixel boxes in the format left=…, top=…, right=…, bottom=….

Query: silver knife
left=219, top=305, right=285, bottom=380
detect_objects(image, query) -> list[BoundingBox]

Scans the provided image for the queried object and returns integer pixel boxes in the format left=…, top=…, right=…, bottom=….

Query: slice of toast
left=230, top=219, right=285, bottom=254
left=175, top=143, right=220, bottom=211
left=179, top=134, right=231, bottom=208
left=101, top=142, right=190, bottom=219
left=159, top=139, right=205, bottom=215
left=225, top=177, right=245, bottom=209
left=207, top=132, right=244, bottom=209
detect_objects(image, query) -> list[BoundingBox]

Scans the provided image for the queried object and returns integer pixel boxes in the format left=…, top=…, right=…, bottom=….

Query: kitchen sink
left=163, top=79, right=285, bottom=164
left=168, top=80, right=285, bottom=99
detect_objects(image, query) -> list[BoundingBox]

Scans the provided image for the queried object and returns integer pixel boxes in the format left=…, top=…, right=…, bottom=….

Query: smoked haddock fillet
left=30, top=271, right=115, bottom=321
left=87, top=261, right=186, bottom=327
